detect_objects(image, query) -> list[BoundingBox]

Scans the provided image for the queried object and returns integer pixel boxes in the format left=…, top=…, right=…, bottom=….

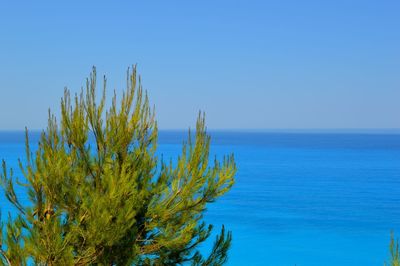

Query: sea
left=1, top=130, right=399, bottom=266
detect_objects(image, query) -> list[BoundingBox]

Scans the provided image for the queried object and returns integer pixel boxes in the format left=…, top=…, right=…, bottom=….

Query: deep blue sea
left=1, top=131, right=400, bottom=265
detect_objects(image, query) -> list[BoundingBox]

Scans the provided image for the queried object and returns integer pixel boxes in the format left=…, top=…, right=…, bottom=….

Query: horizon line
left=0, top=128, right=399, bottom=134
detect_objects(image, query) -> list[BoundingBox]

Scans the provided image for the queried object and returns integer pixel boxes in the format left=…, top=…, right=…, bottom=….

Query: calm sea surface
left=1, top=131, right=399, bottom=265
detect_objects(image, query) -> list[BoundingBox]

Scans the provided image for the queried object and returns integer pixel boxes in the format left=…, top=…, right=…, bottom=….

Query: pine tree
left=385, top=233, right=400, bottom=266
left=0, top=66, right=236, bottom=265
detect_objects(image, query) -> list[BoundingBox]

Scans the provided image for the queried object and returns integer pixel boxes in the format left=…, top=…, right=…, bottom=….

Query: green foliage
left=0, top=66, right=236, bottom=265
left=385, top=233, right=400, bottom=266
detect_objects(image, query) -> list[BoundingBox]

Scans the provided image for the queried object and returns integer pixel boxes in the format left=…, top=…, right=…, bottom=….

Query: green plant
left=0, top=66, right=236, bottom=265
left=385, top=233, right=400, bottom=266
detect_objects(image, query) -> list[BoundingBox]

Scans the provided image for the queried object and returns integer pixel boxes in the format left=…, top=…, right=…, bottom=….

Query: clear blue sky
left=0, top=1, right=399, bottom=130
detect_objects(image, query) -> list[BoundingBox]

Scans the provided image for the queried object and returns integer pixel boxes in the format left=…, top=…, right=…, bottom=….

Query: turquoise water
left=1, top=131, right=400, bottom=265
